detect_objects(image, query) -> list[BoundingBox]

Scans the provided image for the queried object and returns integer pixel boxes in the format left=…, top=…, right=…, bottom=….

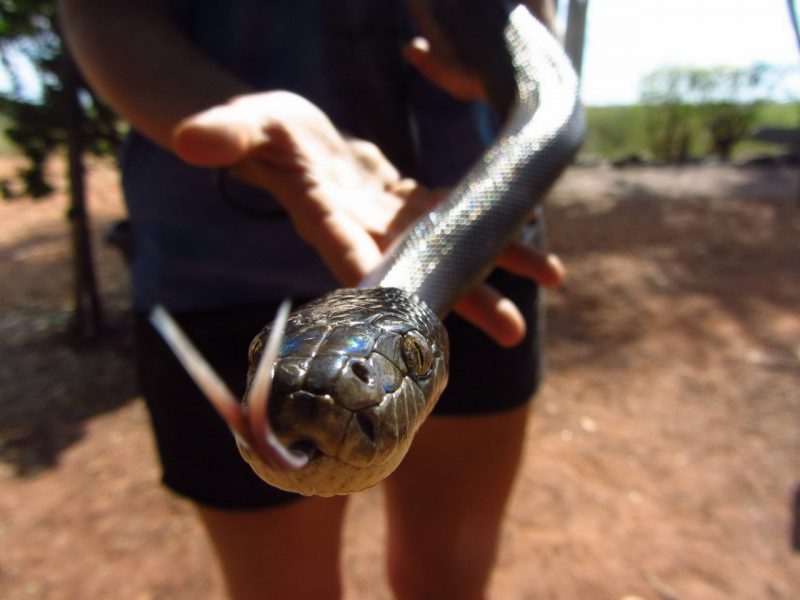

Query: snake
left=150, top=0, right=584, bottom=497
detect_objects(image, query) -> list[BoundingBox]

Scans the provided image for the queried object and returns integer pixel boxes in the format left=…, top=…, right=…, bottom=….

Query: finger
left=376, top=180, right=443, bottom=245
left=348, top=139, right=401, bottom=187
left=403, top=37, right=485, bottom=101
left=172, top=103, right=267, bottom=167
left=496, top=241, right=566, bottom=288
left=453, top=284, right=526, bottom=348
left=312, top=212, right=385, bottom=285
left=234, top=159, right=385, bottom=284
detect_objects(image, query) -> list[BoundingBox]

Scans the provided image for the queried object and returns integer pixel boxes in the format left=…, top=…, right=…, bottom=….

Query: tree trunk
left=787, top=0, right=800, bottom=53
left=785, top=0, right=800, bottom=204
left=564, top=0, right=589, bottom=78
left=63, top=52, right=104, bottom=341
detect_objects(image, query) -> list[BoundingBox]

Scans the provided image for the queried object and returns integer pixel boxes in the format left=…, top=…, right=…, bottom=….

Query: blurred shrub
left=638, top=64, right=779, bottom=162
left=0, top=0, right=121, bottom=199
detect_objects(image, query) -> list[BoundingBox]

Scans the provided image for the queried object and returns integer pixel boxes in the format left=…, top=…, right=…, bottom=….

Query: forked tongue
left=149, top=303, right=308, bottom=471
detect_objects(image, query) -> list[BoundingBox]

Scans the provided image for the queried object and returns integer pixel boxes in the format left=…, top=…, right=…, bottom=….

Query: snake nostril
left=350, top=361, right=373, bottom=385
left=356, top=412, right=377, bottom=443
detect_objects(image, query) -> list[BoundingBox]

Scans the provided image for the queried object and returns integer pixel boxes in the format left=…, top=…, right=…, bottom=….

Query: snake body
left=234, top=2, right=585, bottom=496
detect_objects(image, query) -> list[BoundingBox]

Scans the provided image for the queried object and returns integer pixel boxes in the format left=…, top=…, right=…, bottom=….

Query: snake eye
left=402, top=331, right=433, bottom=377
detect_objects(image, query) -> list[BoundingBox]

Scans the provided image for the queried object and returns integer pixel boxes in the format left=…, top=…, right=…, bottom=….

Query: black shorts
left=136, top=269, right=543, bottom=509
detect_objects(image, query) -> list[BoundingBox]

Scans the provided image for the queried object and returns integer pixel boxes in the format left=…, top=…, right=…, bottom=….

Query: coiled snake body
left=152, top=1, right=584, bottom=497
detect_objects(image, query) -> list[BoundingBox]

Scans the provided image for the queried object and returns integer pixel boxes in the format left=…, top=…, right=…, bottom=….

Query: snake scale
left=151, top=0, right=584, bottom=497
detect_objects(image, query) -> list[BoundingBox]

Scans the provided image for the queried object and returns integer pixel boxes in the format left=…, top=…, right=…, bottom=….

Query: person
left=59, top=1, right=563, bottom=598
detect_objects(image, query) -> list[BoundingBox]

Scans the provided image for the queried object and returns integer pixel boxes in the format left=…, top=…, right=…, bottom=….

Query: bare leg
left=196, top=496, right=348, bottom=600
left=384, top=403, right=529, bottom=600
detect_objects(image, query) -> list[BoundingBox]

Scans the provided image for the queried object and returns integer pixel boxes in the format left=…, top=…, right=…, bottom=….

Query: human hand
left=173, top=91, right=563, bottom=347
left=174, top=91, right=432, bottom=285
left=403, top=0, right=556, bottom=101
left=401, top=0, right=566, bottom=345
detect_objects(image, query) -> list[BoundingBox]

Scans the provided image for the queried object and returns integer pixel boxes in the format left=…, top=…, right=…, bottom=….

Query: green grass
left=581, top=105, right=649, bottom=161
left=734, top=102, right=800, bottom=158
left=753, top=102, right=800, bottom=127
left=580, top=102, right=800, bottom=162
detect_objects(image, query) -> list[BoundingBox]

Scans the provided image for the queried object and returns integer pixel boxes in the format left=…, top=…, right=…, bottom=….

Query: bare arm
left=60, top=0, right=564, bottom=346
left=58, top=0, right=250, bottom=148
left=59, top=0, right=557, bottom=150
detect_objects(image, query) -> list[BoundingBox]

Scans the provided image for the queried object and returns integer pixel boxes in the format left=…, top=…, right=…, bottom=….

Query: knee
left=386, top=540, right=495, bottom=600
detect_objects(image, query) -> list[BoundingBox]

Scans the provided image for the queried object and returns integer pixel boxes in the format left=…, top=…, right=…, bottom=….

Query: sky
left=1, top=1, right=799, bottom=106
left=568, top=0, right=800, bottom=105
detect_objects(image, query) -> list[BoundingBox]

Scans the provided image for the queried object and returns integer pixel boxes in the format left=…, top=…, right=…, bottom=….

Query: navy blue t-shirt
left=121, top=0, right=493, bottom=311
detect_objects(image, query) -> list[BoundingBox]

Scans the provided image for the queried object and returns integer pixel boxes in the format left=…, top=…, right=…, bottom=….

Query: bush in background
left=638, top=64, right=782, bottom=162
left=0, top=0, right=121, bottom=199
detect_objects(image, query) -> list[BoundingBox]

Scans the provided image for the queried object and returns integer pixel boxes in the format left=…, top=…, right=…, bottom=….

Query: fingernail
left=496, top=298, right=526, bottom=348
left=546, top=253, right=566, bottom=286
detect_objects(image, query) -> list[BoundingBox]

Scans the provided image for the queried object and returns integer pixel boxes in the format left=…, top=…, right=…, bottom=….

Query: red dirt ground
left=0, top=157, right=798, bottom=599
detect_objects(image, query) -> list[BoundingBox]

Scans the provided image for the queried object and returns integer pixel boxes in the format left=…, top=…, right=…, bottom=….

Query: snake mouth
left=288, top=439, right=321, bottom=462
left=275, top=408, right=376, bottom=467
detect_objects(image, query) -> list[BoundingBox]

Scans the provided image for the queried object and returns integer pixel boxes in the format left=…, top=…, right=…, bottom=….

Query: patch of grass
left=734, top=102, right=800, bottom=158
left=581, top=105, right=649, bottom=161
left=580, top=102, right=800, bottom=162
left=754, top=102, right=800, bottom=127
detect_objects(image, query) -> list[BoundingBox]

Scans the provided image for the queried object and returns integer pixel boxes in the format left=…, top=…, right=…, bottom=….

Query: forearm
left=58, top=0, right=251, bottom=148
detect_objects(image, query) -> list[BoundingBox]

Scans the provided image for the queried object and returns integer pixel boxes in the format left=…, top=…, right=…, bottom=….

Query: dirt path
left=1, top=159, right=798, bottom=599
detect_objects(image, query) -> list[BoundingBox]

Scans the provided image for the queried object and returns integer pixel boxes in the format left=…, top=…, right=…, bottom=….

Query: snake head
left=242, top=287, right=449, bottom=496
left=150, top=288, right=448, bottom=497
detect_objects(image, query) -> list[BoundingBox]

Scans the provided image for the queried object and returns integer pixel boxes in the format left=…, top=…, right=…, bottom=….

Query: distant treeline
left=581, top=65, right=799, bottom=164
left=582, top=102, right=799, bottom=163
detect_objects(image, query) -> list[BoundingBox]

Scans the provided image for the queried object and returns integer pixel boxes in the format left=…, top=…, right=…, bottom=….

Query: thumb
left=172, top=103, right=263, bottom=167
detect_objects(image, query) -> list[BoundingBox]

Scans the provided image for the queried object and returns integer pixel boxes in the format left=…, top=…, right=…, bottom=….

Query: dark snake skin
left=235, top=1, right=585, bottom=496
left=243, top=288, right=448, bottom=494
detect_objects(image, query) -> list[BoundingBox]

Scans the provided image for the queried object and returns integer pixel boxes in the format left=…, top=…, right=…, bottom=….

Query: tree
left=1, top=0, right=122, bottom=340
left=639, top=68, right=698, bottom=162
left=0, top=1, right=120, bottom=198
left=690, top=66, right=768, bottom=161
left=639, top=65, right=770, bottom=162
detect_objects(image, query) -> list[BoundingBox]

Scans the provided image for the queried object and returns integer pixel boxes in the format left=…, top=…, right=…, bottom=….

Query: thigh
left=197, top=496, right=348, bottom=600
left=384, top=404, right=530, bottom=600
left=383, top=255, right=543, bottom=596
left=137, top=302, right=349, bottom=599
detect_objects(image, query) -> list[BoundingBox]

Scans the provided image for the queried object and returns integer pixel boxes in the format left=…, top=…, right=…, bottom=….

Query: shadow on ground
left=1, top=203, right=137, bottom=478
left=1, top=164, right=798, bottom=481
left=545, top=164, right=799, bottom=369
left=0, top=310, right=138, bottom=477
